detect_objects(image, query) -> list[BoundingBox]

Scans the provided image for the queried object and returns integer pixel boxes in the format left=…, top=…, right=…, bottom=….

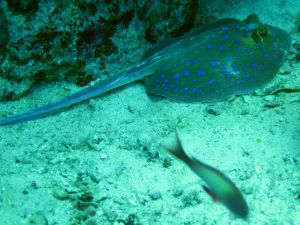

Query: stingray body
left=0, top=14, right=291, bottom=126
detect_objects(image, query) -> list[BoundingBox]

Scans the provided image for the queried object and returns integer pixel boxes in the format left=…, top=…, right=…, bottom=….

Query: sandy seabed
left=0, top=1, right=299, bottom=224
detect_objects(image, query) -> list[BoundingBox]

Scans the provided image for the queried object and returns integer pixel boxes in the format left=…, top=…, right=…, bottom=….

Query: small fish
left=0, top=14, right=291, bottom=126
left=163, top=130, right=248, bottom=218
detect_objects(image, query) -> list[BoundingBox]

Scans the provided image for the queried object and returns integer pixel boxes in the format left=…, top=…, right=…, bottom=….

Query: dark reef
left=0, top=0, right=213, bottom=101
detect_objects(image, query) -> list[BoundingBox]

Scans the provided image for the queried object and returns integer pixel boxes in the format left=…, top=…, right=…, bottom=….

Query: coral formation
left=0, top=1, right=211, bottom=101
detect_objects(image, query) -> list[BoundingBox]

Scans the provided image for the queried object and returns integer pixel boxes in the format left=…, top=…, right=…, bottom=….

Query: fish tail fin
left=0, top=65, right=153, bottom=126
left=163, top=131, right=192, bottom=165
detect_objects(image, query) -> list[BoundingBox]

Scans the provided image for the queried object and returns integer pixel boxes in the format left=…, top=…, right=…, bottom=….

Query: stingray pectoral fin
left=163, top=131, right=248, bottom=218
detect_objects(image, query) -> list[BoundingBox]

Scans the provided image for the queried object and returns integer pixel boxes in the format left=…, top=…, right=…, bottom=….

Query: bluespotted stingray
left=0, top=14, right=291, bottom=126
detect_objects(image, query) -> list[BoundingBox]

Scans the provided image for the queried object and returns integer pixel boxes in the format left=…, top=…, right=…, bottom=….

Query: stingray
left=0, top=14, right=291, bottom=126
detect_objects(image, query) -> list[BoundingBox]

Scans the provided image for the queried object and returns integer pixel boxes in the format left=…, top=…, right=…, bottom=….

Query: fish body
left=0, top=14, right=291, bottom=126
left=163, top=130, right=248, bottom=218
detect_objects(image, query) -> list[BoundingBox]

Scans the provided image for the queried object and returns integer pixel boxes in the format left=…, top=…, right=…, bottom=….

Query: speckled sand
left=0, top=1, right=299, bottom=225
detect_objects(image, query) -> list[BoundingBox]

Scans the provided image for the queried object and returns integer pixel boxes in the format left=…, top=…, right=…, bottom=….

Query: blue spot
left=253, top=73, right=257, bottom=77
left=175, top=80, right=179, bottom=84
left=170, top=83, right=174, bottom=88
left=210, top=61, right=220, bottom=67
left=174, top=74, right=180, bottom=79
left=224, top=34, right=230, bottom=39
left=235, top=24, right=241, bottom=29
left=246, top=49, right=253, bottom=54
left=185, top=60, right=191, bottom=65
left=160, top=74, right=165, bottom=78
left=243, top=66, right=249, bottom=71
left=237, top=45, right=242, bottom=51
left=232, top=65, right=239, bottom=71
left=243, top=33, right=249, bottom=38
left=237, top=80, right=243, bottom=85
left=235, top=39, right=241, bottom=44
left=192, top=87, right=197, bottom=92
left=162, top=83, right=166, bottom=87
left=198, top=70, right=206, bottom=76
left=183, top=88, right=188, bottom=92
left=198, top=89, right=203, bottom=93
left=225, top=73, right=231, bottom=78
left=250, top=62, right=256, bottom=67
left=194, top=58, right=199, bottom=64
left=219, top=45, right=225, bottom=50
left=264, top=53, right=270, bottom=58
left=245, top=73, right=250, bottom=78
left=209, top=79, right=215, bottom=84
left=220, top=66, right=226, bottom=71
left=192, top=78, right=197, bottom=82
left=183, top=70, right=190, bottom=76
left=207, top=44, right=213, bottom=49
left=174, top=88, right=179, bottom=93
left=222, top=26, right=229, bottom=30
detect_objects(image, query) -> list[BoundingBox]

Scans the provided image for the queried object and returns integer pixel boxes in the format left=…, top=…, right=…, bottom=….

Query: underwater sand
left=0, top=1, right=299, bottom=225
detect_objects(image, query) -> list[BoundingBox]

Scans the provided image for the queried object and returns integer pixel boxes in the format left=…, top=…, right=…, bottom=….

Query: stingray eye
left=252, top=26, right=269, bottom=43
left=258, top=26, right=268, bottom=36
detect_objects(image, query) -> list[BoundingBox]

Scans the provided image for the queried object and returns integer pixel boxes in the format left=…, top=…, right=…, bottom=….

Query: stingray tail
left=0, top=64, right=153, bottom=126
